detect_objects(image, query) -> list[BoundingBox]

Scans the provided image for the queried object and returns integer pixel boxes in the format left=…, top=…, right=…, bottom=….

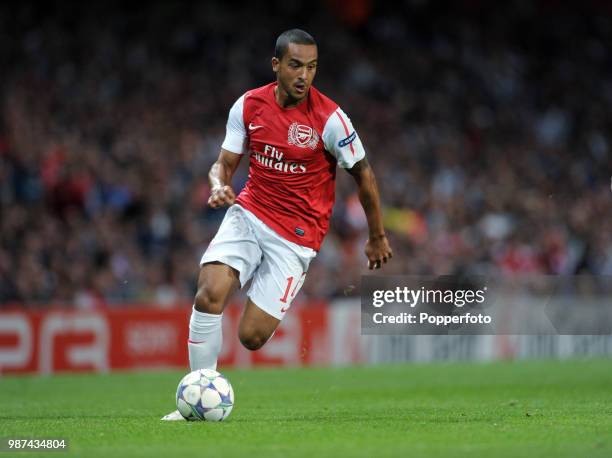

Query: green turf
left=0, top=360, right=611, bottom=457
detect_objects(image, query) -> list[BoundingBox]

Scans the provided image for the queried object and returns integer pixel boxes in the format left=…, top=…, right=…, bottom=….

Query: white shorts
left=200, top=204, right=317, bottom=320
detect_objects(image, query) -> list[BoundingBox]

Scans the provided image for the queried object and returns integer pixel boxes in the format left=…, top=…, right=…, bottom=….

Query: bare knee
left=237, top=299, right=279, bottom=351
left=238, top=329, right=268, bottom=351
left=193, top=263, right=240, bottom=314
left=194, top=286, right=224, bottom=314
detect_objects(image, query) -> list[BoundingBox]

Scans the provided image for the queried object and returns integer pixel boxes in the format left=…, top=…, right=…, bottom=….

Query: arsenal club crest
left=288, top=122, right=320, bottom=150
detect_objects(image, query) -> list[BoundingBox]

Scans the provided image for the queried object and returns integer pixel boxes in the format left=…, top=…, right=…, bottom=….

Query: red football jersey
left=221, top=82, right=366, bottom=250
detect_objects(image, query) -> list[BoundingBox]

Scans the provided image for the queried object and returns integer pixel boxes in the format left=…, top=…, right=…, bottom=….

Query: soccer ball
left=176, top=369, right=234, bottom=421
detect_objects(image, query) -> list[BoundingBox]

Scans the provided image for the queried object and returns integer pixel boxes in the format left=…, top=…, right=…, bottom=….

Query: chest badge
left=288, top=122, right=320, bottom=150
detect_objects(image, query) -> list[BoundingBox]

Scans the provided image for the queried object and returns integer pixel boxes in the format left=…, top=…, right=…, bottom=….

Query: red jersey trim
left=334, top=110, right=355, bottom=156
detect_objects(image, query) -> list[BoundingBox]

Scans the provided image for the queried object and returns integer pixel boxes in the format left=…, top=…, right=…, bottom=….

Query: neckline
left=271, top=82, right=309, bottom=112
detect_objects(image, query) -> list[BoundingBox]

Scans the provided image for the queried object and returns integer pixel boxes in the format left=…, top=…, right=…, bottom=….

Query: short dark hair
left=274, top=29, right=317, bottom=59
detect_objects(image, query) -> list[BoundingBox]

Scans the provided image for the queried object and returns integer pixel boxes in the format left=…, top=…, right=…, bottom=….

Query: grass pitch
left=1, top=360, right=611, bottom=457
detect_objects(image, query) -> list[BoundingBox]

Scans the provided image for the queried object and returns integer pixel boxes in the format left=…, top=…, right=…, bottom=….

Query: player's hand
left=208, top=185, right=236, bottom=208
left=365, top=234, right=393, bottom=270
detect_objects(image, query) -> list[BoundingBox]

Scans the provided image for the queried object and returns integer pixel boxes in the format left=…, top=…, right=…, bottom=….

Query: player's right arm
left=208, top=149, right=242, bottom=208
left=208, top=94, right=248, bottom=209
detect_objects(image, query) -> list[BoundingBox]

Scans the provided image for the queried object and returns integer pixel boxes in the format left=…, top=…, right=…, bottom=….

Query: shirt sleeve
left=322, top=107, right=366, bottom=169
left=221, top=94, right=247, bottom=154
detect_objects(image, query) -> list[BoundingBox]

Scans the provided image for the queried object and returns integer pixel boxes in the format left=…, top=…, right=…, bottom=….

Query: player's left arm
left=323, top=107, right=392, bottom=270
left=345, top=158, right=393, bottom=270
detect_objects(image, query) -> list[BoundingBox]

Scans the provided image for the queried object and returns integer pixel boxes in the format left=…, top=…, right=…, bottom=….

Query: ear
left=271, top=57, right=280, bottom=73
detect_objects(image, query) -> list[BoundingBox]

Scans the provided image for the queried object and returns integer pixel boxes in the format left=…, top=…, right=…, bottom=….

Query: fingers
left=366, top=246, right=393, bottom=270
left=208, top=186, right=236, bottom=208
left=367, top=250, right=393, bottom=270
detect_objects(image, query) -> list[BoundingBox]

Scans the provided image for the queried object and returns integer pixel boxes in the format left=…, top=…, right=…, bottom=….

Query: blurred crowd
left=1, top=0, right=611, bottom=307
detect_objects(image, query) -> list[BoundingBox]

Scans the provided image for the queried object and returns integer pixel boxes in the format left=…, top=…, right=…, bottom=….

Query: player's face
left=272, top=43, right=318, bottom=103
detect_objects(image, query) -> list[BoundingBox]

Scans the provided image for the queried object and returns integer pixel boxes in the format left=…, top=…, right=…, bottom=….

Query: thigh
left=237, top=297, right=281, bottom=343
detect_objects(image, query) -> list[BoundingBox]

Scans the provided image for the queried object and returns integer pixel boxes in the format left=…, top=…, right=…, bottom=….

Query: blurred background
left=0, top=0, right=611, bottom=371
left=2, top=0, right=612, bottom=306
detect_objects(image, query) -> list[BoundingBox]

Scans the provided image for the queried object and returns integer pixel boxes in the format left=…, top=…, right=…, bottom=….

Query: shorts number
left=280, top=273, right=306, bottom=303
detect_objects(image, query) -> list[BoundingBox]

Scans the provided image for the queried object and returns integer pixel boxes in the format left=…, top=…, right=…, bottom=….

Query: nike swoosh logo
left=249, top=122, right=264, bottom=131
left=280, top=307, right=288, bottom=313
left=188, top=339, right=206, bottom=344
